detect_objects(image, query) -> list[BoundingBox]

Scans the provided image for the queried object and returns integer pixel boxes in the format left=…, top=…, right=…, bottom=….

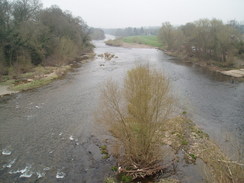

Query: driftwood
left=118, top=163, right=166, bottom=179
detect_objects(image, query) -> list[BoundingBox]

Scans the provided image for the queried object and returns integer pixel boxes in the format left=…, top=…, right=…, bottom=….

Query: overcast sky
left=41, top=0, right=244, bottom=28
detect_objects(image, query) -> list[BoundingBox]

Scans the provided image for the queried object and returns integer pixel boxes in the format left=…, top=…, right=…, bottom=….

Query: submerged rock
left=2, top=149, right=12, bottom=156
left=56, top=170, right=65, bottom=179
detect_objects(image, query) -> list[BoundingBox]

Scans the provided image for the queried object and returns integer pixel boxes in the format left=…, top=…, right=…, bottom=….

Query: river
left=0, top=37, right=243, bottom=182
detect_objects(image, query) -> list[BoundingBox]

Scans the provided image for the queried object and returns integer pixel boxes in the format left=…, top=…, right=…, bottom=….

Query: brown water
left=0, top=37, right=243, bottom=182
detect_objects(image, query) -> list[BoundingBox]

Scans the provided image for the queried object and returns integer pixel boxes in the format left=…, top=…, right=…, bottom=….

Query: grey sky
left=41, top=0, right=244, bottom=28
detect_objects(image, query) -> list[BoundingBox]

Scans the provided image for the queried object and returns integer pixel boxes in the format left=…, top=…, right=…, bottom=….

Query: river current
left=0, top=37, right=243, bottom=182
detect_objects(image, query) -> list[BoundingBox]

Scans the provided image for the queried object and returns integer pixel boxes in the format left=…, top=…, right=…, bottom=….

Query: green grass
left=182, top=111, right=187, bottom=115
left=100, top=145, right=107, bottom=151
left=181, top=139, right=189, bottom=145
left=111, top=166, right=118, bottom=172
left=99, top=145, right=110, bottom=159
left=120, top=174, right=133, bottom=183
left=122, top=35, right=162, bottom=48
left=1, top=65, right=71, bottom=92
left=10, top=74, right=58, bottom=91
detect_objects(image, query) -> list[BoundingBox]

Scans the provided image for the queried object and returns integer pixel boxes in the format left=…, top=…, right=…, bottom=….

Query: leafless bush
left=200, top=141, right=244, bottom=183
left=98, top=65, right=174, bottom=178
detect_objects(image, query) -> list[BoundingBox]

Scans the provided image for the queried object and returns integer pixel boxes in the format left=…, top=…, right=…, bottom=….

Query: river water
left=0, top=38, right=243, bottom=182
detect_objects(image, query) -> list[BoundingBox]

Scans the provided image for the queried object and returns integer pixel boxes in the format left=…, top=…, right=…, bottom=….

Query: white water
left=3, top=158, right=16, bottom=168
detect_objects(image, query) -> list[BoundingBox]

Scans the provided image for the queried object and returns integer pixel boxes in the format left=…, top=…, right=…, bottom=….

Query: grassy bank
left=0, top=53, right=94, bottom=96
left=0, top=65, right=71, bottom=94
left=105, top=35, right=162, bottom=48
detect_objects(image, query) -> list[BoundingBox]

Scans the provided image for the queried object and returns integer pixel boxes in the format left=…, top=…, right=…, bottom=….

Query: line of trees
left=0, top=0, right=92, bottom=76
left=158, top=19, right=244, bottom=63
left=104, top=27, right=160, bottom=37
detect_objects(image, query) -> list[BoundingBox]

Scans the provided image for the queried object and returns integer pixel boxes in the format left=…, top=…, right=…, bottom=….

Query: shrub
left=98, top=65, right=174, bottom=179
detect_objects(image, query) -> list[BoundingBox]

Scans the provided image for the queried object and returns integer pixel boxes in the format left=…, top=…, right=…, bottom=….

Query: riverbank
left=161, top=116, right=243, bottom=183
left=163, top=50, right=244, bottom=79
left=105, top=115, right=244, bottom=183
left=105, top=38, right=244, bottom=79
left=105, top=35, right=161, bottom=49
left=0, top=53, right=94, bottom=97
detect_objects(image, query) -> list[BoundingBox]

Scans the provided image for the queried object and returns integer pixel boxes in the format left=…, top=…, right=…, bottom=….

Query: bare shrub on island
left=98, top=65, right=174, bottom=179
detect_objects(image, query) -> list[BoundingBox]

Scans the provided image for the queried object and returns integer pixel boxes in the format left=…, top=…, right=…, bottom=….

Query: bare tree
left=158, top=19, right=242, bottom=63
left=12, top=0, right=42, bottom=23
left=98, top=65, right=174, bottom=179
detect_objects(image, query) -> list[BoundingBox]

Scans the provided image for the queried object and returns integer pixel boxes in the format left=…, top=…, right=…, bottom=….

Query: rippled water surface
left=0, top=38, right=243, bottom=182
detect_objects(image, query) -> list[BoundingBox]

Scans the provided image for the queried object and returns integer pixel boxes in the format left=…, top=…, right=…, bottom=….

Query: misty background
left=41, top=0, right=244, bottom=28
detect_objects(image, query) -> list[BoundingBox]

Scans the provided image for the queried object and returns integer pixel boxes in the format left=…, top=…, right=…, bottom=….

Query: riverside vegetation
left=158, top=20, right=244, bottom=73
left=105, top=19, right=244, bottom=77
left=99, top=65, right=244, bottom=183
left=0, top=0, right=94, bottom=93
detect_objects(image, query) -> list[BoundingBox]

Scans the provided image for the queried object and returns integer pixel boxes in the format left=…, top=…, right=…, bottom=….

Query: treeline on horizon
left=106, top=20, right=244, bottom=65
left=158, top=19, right=244, bottom=63
left=0, top=0, right=93, bottom=77
left=104, top=27, right=160, bottom=37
